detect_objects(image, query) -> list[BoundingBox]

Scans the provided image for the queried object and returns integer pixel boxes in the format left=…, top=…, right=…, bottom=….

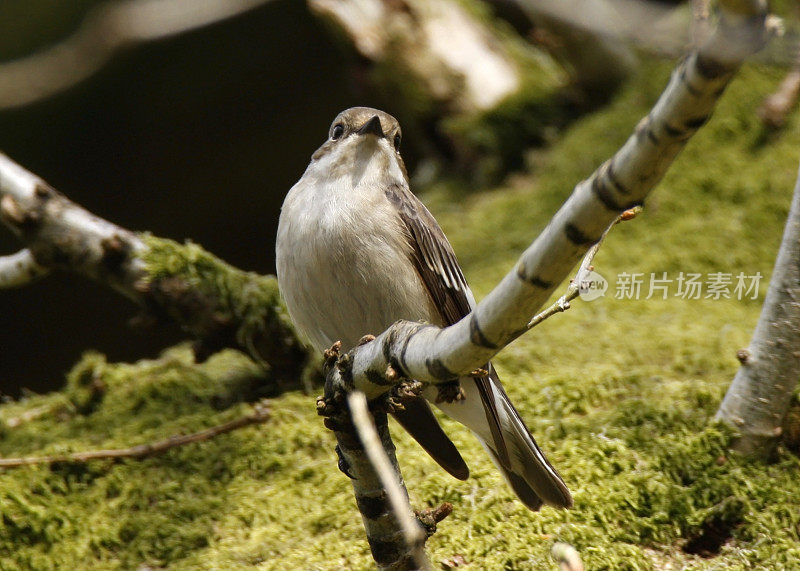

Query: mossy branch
left=0, top=153, right=314, bottom=390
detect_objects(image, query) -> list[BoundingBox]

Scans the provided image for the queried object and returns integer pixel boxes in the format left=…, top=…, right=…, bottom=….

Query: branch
left=326, top=0, right=769, bottom=400
left=0, top=401, right=270, bottom=468
left=348, top=392, right=429, bottom=570
left=318, top=378, right=425, bottom=570
left=716, top=157, right=800, bottom=455
left=0, top=153, right=311, bottom=385
left=692, top=0, right=712, bottom=47
left=0, top=249, right=49, bottom=288
left=526, top=207, right=640, bottom=329
left=0, top=0, right=275, bottom=109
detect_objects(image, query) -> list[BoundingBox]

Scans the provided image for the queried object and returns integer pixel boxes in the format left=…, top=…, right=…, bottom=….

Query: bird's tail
left=429, top=367, right=572, bottom=510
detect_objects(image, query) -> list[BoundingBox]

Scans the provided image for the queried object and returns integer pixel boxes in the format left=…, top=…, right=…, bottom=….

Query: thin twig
left=348, top=391, right=429, bottom=570
left=551, top=542, right=584, bottom=571
left=0, top=249, right=49, bottom=288
left=758, top=42, right=800, bottom=129
left=692, top=0, right=711, bottom=47
left=527, top=207, right=640, bottom=329
left=0, top=401, right=270, bottom=468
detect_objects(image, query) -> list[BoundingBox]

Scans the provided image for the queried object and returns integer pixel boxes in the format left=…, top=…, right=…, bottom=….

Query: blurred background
left=0, top=1, right=363, bottom=395
left=0, top=0, right=794, bottom=396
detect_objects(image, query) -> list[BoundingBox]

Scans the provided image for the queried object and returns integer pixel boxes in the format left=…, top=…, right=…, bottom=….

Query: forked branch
left=325, top=0, right=770, bottom=401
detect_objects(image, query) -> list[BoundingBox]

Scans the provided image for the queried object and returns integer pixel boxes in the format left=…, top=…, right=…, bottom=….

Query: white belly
left=276, top=178, right=440, bottom=353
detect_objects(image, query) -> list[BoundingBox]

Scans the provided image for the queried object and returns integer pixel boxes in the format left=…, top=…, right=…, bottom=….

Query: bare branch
left=0, top=401, right=270, bottom=468
left=325, top=0, right=769, bottom=400
left=0, top=0, right=275, bottom=109
left=716, top=158, right=800, bottom=455
left=348, top=392, right=429, bottom=570
left=0, top=249, right=49, bottom=288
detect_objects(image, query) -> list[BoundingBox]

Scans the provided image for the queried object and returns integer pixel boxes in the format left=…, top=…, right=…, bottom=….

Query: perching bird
left=276, top=107, right=572, bottom=510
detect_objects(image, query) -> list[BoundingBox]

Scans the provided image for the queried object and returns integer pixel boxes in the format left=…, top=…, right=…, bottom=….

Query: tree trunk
left=716, top=161, right=800, bottom=456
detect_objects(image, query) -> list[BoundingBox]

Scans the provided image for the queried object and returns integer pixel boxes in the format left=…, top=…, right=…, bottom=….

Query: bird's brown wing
left=384, top=183, right=511, bottom=469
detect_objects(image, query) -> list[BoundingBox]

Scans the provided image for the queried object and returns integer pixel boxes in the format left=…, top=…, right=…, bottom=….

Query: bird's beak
left=357, top=115, right=384, bottom=138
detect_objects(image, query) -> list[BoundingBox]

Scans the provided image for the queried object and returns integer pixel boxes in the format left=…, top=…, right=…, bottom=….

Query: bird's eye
left=331, top=124, right=344, bottom=140
left=393, top=133, right=402, bottom=151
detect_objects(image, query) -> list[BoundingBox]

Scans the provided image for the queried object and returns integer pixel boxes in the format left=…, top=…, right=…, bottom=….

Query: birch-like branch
left=326, top=0, right=769, bottom=400
left=0, top=400, right=271, bottom=468
left=526, top=207, right=639, bottom=329
left=0, top=153, right=310, bottom=384
left=348, top=392, right=429, bottom=570
left=0, top=0, right=275, bottom=109
left=715, top=158, right=800, bottom=455
left=0, top=249, right=49, bottom=288
left=318, top=378, right=424, bottom=570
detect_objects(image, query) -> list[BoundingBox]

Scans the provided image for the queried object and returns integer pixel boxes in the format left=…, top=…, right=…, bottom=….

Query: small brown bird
left=276, top=107, right=572, bottom=510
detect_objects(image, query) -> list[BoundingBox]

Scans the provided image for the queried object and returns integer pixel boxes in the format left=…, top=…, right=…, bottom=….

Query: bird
left=276, top=107, right=572, bottom=510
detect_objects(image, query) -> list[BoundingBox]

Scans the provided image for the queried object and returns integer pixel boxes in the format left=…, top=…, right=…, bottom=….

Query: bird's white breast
left=276, top=158, right=439, bottom=353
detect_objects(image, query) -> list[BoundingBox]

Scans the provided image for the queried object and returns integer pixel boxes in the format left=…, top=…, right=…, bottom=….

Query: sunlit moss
left=2, top=52, right=800, bottom=569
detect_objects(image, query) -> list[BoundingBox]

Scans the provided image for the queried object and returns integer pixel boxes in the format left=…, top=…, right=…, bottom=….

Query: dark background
left=0, top=1, right=390, bottom=395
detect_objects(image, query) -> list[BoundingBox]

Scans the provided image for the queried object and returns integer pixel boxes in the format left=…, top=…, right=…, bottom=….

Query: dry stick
left=348, top=392, right=429, bottom=570
left=758, top=43, right=800, bottom=129
left=692, top=0, right=712, bottom=47
left=321, top=393, right=424, bottom=570
left=0, top=401, right=270, bottom=468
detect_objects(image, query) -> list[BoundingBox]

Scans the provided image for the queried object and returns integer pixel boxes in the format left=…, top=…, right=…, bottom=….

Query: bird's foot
left=435, top=380, right=465, bottom=404
left=357, top=334, right=376, bottom=346
left=323, top=340, right=343, bottom=374
left=376, top=379, right=424, bottom=414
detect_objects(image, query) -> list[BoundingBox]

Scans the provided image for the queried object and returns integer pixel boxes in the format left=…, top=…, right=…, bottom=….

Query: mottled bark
left=320, top=393, right=425, bottom=570
left=716, top=161, right=800, bottom=456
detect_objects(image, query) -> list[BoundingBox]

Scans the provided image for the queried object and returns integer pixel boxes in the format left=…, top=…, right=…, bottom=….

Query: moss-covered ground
left=2, top=54, right=800, bottom=569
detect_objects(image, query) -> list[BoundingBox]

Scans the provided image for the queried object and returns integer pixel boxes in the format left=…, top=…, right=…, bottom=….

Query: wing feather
left=385, top=183, right=511, bottom=467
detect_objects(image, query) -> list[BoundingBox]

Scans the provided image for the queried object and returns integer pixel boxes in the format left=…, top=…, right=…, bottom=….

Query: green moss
left=140, top=236, right=291, bottom=353
left=3, top=44, right=800, bottom=569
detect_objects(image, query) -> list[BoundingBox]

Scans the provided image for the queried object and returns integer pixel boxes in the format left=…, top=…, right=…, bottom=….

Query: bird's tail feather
left=490, top=388, right=573, bottom=509
left=431, top=371, right=572, bottom=510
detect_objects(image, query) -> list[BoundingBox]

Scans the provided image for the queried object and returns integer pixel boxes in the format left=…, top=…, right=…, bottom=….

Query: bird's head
left=309, top=107, right=408, bottom=187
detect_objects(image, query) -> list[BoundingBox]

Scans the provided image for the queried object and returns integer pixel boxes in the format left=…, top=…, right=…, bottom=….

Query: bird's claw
left=375, top=379, right=424, bottom=414
left=435, top=380, right=465, bottom=403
